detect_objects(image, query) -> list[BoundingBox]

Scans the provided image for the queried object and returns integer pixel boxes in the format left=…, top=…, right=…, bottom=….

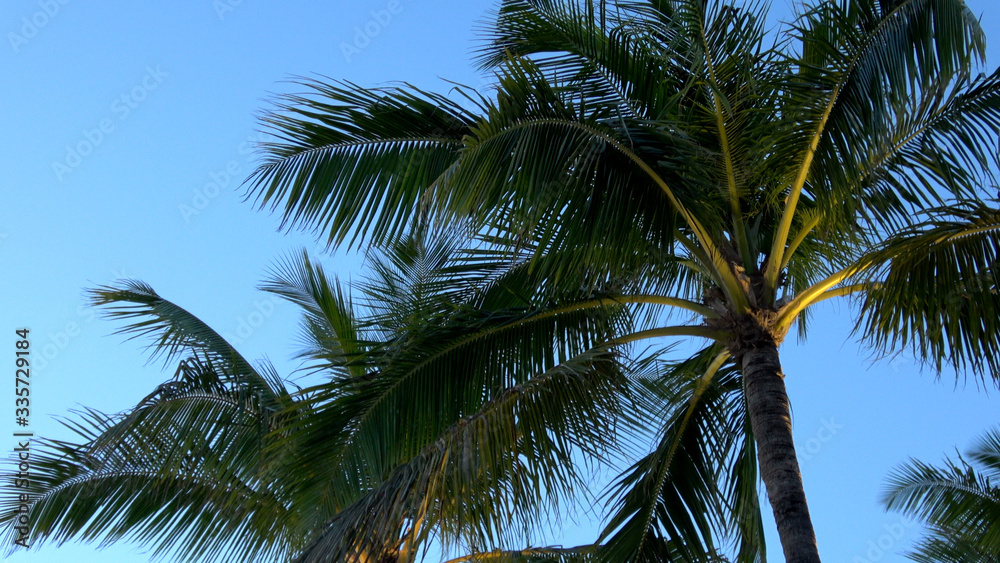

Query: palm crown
left=4, top=0, right=999, bottom=562
left=245, top=0, right=999, bottom=558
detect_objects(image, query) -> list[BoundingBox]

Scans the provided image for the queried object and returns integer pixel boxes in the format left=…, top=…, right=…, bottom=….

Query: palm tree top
left=247, top=0, right=999, bottom=374
left=3, top=1, right=998, bottom=562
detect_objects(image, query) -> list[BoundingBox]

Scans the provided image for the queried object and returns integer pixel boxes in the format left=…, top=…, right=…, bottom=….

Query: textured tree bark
left=742, top=343, right=821, bottom=563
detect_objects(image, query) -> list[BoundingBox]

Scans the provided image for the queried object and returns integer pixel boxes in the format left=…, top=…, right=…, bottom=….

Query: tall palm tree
left=881, top=426, right=1000, bottom=562
left=1, top=235, right=751, bottom=561
left=243, top=0, right=1000, bottom=561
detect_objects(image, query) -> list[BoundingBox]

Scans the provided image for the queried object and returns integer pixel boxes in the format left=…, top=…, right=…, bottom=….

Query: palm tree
left=881, top=426, right=1000, bottom=562
left=5, top=199, right=998, bottom=556
left=5, top=1, right=999, bottom=561
left=1, top=235, right=751, bottom=561
left=243, top=0, right=1000, bottom=561
left=0, top=281, right=307, bottom=562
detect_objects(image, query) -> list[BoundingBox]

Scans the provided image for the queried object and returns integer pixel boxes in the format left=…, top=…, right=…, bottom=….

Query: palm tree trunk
left=742, top=343, right=821, bottom=563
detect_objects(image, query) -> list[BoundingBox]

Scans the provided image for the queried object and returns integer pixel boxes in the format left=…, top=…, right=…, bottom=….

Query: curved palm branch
left=247, top=79, right=482, bottom=248
left=87, top=280, right=285, bottom=408
left=261, top=249, right=367, bottom=379
left=882, top=426, right=1000, bottom=561
left=600, top=346, right=762, bottom=563
left=292, top=348, right=631, bottom=562
left=857, top=202, right=1000, bottom=376
left=0, top=357, right=300, bottom=562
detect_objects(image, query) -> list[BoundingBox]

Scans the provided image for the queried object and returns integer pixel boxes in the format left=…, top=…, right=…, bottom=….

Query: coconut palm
left=243, top=0, right=1000, bottom=561
left=4, top=233, right=756, bottom=562
left=0, top=281, right=306, bottom=562
left=881, top=426, right=1000, bottom=562
left=4, top=1, right=999, bottom=561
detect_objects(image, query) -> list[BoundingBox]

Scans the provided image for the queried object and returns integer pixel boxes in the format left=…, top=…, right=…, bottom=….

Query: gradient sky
left=2, top=1, right=998, bottom=561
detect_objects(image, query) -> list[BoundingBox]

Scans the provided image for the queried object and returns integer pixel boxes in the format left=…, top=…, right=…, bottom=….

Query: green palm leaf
left=600, top=346, right=757, bottom=563
left=261, top=249, right=367, bottom=379
left=1, top=358, right=299, bottom=562
left=858, top=201, right=1000, bottom=376
left=87, top=280, right=283, bottom=407
left=274, top=259, right=634, bottom=543
left=882, top=426, right=1000, bottom=561
left=248, top=79, right=481, bottom=248
left=292, top=349, right=631, bottom=562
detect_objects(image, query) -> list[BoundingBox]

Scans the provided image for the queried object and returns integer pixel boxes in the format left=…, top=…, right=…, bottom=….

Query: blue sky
left=1, top=1, right=998, bottom=561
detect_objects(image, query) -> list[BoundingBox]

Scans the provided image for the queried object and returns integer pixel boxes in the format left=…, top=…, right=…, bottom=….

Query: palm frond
left=292, top=349, right=631, bottom=562
left=881, top=426, right=1000, bottom=561
left=261, top=250, right=368, bottom=378
left=277, top=290, right=633, bottom=538
left=0, top=357, right=300, bottom=562
left=782, top=0, right=991, bottom=237
left=246, top=78, right=481, bottom=248
left=857, top=201, right=1000, bottom=378
left=600, top=346, right=750, bottom=563
left=87, top=280, right=281, bottom=406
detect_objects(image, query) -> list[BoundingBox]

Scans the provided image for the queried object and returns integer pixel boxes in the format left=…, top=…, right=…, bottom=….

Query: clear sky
left=1, top=1, right=998, bottom=562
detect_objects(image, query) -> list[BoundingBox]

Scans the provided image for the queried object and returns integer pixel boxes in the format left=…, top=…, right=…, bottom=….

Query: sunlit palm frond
left=858, top=201, right=1000, bottom=377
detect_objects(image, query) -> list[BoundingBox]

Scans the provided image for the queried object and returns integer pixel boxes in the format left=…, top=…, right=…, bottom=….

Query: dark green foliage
left=5, top=0, right=999, bottom=560
left=882, top=427, right=1000, bottom=561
